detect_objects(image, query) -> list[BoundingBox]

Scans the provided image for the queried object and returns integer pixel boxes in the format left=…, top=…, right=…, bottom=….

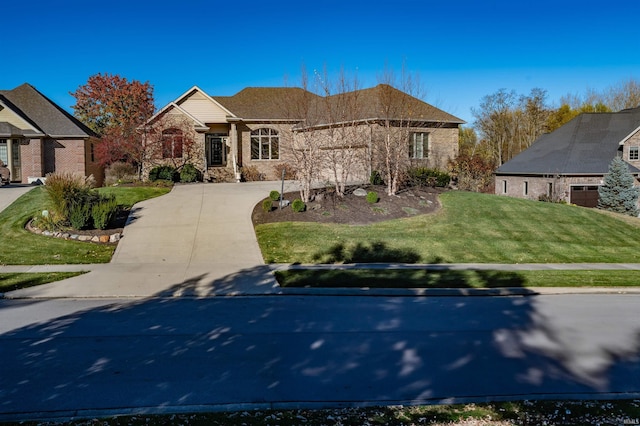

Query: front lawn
left=256, top=191, right=640, bottom=264
left=0, top=186, right=170, bottom=265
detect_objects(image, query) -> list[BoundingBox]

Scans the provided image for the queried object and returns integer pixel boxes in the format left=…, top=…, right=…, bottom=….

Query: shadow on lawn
left=275, top=268, right=527, bottom=289
left=312, top=241, right=421, bottom=263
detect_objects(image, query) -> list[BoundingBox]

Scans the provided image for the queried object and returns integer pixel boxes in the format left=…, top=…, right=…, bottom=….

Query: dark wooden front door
left=206, top=134, right=226, bottom=167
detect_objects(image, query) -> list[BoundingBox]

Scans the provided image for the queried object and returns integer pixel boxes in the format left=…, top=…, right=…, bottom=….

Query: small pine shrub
left=370, top=170, right=384, bottom=186
left=68, top=199, right=93, bottom=229
left=291, top=199, right=306, bottom=212
left=366, top=191, right=379, bottom=204
left=269, top=190, right=280, bottom=201
left=262, top=198, right=274, bottom=213
left=180, top=164, right=201, bottom=183
left=149, top=165, right=177, bottom=182
left=92, top=195, right=119, bottom=230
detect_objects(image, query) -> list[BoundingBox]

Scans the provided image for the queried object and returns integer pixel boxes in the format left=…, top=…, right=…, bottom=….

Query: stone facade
left=496, top=174, right=606, bottom=203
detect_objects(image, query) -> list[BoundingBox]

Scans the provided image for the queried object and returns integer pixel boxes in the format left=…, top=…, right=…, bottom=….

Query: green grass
left=0, top=186, right=170, bottom=265
left=256, top=191, right=640, bottom=264
left=276, top=269, right=640, bottom=288
left=0, top=272, right=86, bottom=292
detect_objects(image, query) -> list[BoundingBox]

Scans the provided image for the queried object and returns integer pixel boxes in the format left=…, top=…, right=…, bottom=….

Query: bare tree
left=316, top=68, right=368, bottom=197
left=278, top=67, right=324, bottom=203
left=140, top=114, right=203, bottom=179
left=375, top=65, right=426, bottom=195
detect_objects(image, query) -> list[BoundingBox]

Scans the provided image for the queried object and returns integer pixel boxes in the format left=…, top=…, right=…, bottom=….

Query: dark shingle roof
left=496, top=107, right=640, bottom=175
left=213, top=87, right=319, bottom=120
left=213, top=84, right=465, bottom=125
left=0, top=84, right=95, bottom=137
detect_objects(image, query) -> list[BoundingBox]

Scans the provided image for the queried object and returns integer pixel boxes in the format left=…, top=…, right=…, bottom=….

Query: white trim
left=0, top=99, right=42, bottom=134
left=619, top=125, right=640, bottom=145
left=147, top=102, right=208, bottom=128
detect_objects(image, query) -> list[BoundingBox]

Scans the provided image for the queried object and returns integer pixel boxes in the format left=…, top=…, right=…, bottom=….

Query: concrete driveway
left=8, top=181, right=300, bottom=298
left=0, top=185, right=34, bottom=212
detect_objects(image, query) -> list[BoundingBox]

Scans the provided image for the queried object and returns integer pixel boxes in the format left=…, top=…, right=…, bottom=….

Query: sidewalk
left=3, top=261, right=640, bottom=299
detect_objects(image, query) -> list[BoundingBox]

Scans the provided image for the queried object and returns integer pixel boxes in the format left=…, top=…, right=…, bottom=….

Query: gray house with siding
left=495, top=106, right=640, bottom=207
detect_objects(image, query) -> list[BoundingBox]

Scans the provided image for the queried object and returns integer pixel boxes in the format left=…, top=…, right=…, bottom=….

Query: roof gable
left=0, top=84, right=94, bottom=138
left=497, top=107, right=640, bottom=175
left=146, top=102, right=208, bottom=130
left=0, top=98, right=42, bottom=136
left=174, top=86, right=235, bottom=123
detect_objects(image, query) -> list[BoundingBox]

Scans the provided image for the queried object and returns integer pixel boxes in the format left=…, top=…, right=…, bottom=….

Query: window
left=162, top=129, right=183, bottom=158
left=547, top=182, right=553, bottom=197
left=502, top=180, right=507, bottom=194
left=251, top=128, right=279, bottom=160
left=409, top=132, right=429, bottom=159
left=630, top=146, right=639, bottom=161
left=523, top=181, right=529, bottom=196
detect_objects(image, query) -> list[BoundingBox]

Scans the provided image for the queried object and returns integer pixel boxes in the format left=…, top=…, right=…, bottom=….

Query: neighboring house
left=0, top=84, right=101, bottom=185
left=147, top=84, right=464, bottom=182
left=495, top=106, right=640, bottom=207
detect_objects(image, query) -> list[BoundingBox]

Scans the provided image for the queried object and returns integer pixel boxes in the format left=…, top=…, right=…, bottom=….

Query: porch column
left=230, top=122, right=240, bottom=182
left=6, top=138, right=13, bottom=179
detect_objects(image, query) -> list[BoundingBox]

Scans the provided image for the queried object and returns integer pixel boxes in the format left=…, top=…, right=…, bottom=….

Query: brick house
left=0, top=84, right=102, bottom=185
left=495, top=107, right=640, bottom=207
left=146, top=84, right=464, bottom=182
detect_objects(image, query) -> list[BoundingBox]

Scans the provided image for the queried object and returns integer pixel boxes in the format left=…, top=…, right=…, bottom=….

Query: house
left=494, top=106, right=640, bottom=207
left=147, top=84, right=464, bottom=182
left=0, top=84, right=101, bottom=185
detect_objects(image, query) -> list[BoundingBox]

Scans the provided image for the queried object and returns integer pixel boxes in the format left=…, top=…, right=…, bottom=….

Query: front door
left=206, top=134, right=227, bottom=167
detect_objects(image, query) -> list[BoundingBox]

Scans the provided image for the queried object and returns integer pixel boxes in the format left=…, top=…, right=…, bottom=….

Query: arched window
left=162, top=128, right=183, bottom=158
left=251, top=128, right=279, bottom=160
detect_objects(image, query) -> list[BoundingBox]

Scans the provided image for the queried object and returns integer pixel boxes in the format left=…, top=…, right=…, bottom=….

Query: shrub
left=273, top=163, right=293, bottom=180
left=241, top=165, right=264, bottom=182
left=407, top=167, right=451, bottom=188
left=149, top=165, right=177, bottom=182
left=366, top=191, right=379, bottom=204
left=262, top=198, right=274, bottom=213
left=44, top=172, right=95, bottom=222
left=291, top=199, right=306, bottom=212
left=597, top=156, right=640, bottom=216
left=180, top=164, right=201, bottom=183
left=68, top=198, right=93, bottom=229
left=370, top=170, right=384, bottom=186
left=105, top=161, right=137, bottom=186
left=92, top=195, right=119, bottom=230
left=269, top=190, right=281, bottom=201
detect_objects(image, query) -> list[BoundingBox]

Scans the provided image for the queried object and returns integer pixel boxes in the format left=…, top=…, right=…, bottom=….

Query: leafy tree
left=71, top=73, right=155, bottom=167
left=597, top=157, right=640, bottom=217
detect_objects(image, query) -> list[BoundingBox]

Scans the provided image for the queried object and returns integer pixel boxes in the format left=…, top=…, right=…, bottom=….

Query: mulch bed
left=252, top=184, right=443, bottom=226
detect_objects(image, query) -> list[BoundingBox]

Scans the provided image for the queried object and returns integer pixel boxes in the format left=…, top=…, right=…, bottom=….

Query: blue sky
left=4, top=0, right=639, bottom=124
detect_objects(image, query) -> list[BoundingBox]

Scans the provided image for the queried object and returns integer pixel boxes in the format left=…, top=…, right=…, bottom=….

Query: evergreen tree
left=597, top=157, right=640, bottom=216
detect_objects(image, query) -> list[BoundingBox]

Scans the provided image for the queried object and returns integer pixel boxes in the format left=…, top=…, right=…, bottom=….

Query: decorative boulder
left=353, top=188, right=368, bottom=197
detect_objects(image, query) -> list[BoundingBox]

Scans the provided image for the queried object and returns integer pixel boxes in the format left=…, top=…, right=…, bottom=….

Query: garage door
left=571, top=185, right=599, bottom=207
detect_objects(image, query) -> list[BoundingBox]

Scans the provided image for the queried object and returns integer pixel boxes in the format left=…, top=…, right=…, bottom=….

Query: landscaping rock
left=353, top=188, right=368, bottom=196
left=99, top=235, right=110, bottom=243
left=279, top=199, right=290, bottom=208
left=110, top=233, right=121, bottom=243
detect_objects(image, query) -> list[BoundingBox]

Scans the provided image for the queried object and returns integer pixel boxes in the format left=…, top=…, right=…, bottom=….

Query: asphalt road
left=2, top=293, right=640, bottom=421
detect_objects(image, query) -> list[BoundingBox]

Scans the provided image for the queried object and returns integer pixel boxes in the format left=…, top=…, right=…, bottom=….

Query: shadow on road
left=2, top=269, right=640, bottom=419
